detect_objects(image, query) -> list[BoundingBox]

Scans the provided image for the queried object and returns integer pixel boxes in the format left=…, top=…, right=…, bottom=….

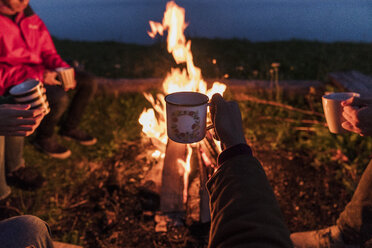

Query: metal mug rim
left=165, top=91, right=209, bottom=107
left=322, top=92, right=360, bottom=100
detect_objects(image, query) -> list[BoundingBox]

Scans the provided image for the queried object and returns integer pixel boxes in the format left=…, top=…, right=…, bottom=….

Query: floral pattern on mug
left=171, top=110, right=200, bottom=141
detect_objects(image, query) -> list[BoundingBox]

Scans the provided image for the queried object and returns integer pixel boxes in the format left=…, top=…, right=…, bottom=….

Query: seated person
left=207, top=93, right=292, bottom=247
left=0, top=103, right=45, bottom=195
left=291, top=96, right=372, bottom=247
left=0, top=104, right=53, bottom=248
left=0, top=0, right=98, bottom=160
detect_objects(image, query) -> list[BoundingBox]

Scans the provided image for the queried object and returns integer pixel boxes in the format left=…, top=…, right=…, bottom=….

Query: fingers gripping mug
left=165, top=92, right=211, bottom=144
left=9, top=79, right=50, bottom=115
left=322, top=92, right=360, bottom=134
left=56, top=67, right=75, bottom=90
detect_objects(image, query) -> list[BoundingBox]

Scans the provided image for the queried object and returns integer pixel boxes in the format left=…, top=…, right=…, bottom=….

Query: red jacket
left=0, top=6, right=69, bottom=96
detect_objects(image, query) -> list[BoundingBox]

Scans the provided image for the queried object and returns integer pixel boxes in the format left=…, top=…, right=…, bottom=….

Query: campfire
left=138, top=1, right=226, bottom=231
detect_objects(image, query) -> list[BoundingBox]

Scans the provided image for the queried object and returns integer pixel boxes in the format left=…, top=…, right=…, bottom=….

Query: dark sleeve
left=0, top=95, right=13, bottom=104
left=207, top=144, right=292, bottom=248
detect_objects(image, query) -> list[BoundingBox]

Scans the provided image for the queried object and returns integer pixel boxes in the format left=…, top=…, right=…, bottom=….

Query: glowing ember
left=139, top=1, right=226, bottom=204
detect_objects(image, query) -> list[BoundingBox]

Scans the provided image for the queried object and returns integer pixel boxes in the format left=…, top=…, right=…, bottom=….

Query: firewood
left=52, top=242, right=83, bottom=248
left=234, top=93, right=324, bottom=117
left=160, top=139, right=187, bottom=213
left=294, top=127, right=318, bottom=132
left=259, top=116, right=327, bottom=126
left=196, top=144, right=211, bottom=223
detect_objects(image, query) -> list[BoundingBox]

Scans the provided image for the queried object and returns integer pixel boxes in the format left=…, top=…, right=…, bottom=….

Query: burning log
left=160, top=139, right=187, bottom=213
left=196, top=144, right=211, bottom=223
left=142, top=136, right=216, bottom=230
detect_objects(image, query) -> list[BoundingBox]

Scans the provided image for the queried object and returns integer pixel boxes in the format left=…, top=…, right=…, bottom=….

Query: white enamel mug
left=9, top=79, right=50, bottom=115
left=56, top=67, right=75, bottom=90
left=322, top=92, right=360, bottom=134
left=165, top=92, right=211, bottom=144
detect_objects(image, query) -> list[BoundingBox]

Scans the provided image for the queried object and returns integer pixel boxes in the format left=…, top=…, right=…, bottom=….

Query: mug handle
left=206, top=102, right=214, bottom=130
left=206, top=124, right=214, bottom=130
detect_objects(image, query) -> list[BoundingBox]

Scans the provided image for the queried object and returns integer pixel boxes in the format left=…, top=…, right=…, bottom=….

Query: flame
left=139, top=1, right=226, bottom=203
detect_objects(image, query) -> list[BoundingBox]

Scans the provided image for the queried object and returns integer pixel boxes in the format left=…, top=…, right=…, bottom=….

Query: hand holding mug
left=341, top=97, right=372, bottom=136
left=56, top=67, right=76, bottom=91
left=0, top=104, right=44, bottom=136
left=210, top=93, right=247, bottom=150
left=322, top=92, right=359, bottom=134
left=43, top=70, right=61, bottom=86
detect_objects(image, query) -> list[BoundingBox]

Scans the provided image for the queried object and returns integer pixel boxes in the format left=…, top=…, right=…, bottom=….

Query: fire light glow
left=139, top=1, right=226, bottom=203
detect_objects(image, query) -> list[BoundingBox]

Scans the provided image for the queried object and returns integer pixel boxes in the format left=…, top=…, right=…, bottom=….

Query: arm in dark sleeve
left=207, top=144, right=292, bottom=248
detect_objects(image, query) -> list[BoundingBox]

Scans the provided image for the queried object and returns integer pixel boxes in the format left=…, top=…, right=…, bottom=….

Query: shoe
left=290, top=225, right=360, bottom=248
left=6, top=167, right=45, bottom=190
left=60, top=129, right=97, bottom=146
left=33, top=138, right=71, bottom=159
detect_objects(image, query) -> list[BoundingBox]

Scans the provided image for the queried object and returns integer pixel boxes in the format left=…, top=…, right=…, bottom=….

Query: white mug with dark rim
left=9, top=79, right=50, bottom=115
left=322, top=92, right=360, bottom=134
left=56, top=67, right=75, bottom=90
left=165, top=91, right=212, bottom=144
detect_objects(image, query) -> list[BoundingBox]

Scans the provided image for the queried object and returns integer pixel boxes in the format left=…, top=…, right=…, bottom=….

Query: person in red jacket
left=0, top=0, right=98, bottom=161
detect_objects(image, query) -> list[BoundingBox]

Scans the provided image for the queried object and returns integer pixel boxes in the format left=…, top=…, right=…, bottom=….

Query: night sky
left=31, top=0, right=372, bottom=44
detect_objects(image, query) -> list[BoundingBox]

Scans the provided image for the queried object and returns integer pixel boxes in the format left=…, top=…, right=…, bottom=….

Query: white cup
left=322, top=92, right=360, bottom=134
left=56, top=67, right=75, bottom=90
left=165, top=92, right=211, bottom=144
left=9, top=79, right=50, bottom=115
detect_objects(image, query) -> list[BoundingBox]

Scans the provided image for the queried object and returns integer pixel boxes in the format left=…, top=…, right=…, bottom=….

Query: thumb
left=210, top=93, right=225, bottom=110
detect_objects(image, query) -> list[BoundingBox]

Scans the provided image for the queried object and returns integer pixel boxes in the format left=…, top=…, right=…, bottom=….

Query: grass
left=54, top=38, right=372, bottom=81
left=19, top=93, right=149, bottom=245
left=4, top=38, right=372, bottom=246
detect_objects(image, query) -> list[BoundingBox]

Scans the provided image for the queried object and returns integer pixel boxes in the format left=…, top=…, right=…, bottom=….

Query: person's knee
left=0, top=215, right=52, bottom=248
left=0, top=215, right=51, bottom=238
left=46, top=86, right=69, bottom=110
left=15, top=215, right=50, bottom=235
left=46, top=86, right=69, bottom=117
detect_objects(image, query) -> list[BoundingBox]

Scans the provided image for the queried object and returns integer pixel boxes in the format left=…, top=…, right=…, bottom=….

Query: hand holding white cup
left=56, top=67, right=76, bottom=91
left=341, top=96, right=372, bottom=136
left=322, top=92, right=360, bottom=134
left=165, top=91, right=213, bottom=144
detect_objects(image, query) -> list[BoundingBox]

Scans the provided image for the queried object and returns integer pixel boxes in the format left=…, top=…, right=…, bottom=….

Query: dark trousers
left=0, top=215, right=54, bottom=248
left=36, top=70, right=97, bottom=140
left=337, top=158, right=372, bottom=244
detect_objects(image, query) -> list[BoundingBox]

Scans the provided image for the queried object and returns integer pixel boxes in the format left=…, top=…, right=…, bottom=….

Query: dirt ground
left=69, top=141, right=353, bottom=247
left=0, top=140, right=354, bottom=247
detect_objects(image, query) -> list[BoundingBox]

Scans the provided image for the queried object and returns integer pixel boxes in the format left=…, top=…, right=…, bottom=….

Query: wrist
left=217, top=143, right=252, bottom=166
left=222, top=137, right=247, bottom=150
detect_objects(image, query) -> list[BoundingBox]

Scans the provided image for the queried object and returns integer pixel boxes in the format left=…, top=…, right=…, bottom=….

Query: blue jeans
left=337, top=158, right=372, bottom=244
left=0, top=215, right=54, bottom=248
left=0, top=136, right=24, bottom=199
